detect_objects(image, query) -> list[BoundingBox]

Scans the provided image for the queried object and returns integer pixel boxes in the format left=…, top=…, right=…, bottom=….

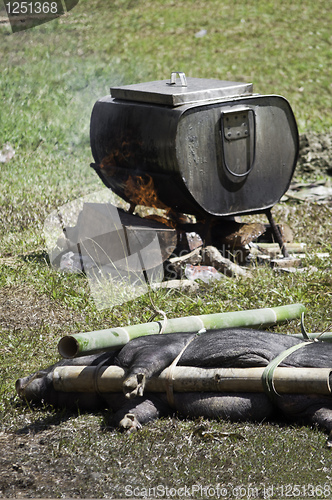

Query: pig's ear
left=119, top=413, right=142, bottom=432
left=123, top=373, right=146, bottom=399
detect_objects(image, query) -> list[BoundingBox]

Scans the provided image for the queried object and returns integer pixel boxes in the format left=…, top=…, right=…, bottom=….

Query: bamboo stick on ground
left=53, top=365, right=331, bottom=396
left=58, top=303, right=306, bottom=358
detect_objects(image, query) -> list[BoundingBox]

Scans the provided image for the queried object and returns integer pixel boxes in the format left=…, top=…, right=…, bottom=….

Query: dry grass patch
left=0, top=284, right=85, bottom=331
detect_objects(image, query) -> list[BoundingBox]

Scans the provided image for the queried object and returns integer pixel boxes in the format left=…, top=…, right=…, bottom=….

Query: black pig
left=15, top=329, right=332, bottom=441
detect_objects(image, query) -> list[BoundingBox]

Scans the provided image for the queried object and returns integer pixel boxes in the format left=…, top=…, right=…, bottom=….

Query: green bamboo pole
left=58, top=303, right=306, bottom=358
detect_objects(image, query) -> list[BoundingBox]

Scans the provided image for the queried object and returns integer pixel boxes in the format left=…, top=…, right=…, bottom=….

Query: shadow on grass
left=14, top=404, right=80, bottom=435
left=12, top=399, right=118, bottom=436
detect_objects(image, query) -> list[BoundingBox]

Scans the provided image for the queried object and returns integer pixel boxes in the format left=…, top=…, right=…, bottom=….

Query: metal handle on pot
left=220, top=108, right=256, bottom=178
left=167, top=71, right=187, bottom=86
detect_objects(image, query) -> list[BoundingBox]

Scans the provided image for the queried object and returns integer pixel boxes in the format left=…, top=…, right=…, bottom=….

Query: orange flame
left=124, top=175, right=177, bottom=228
left=124, top=175, right=164, bottom=209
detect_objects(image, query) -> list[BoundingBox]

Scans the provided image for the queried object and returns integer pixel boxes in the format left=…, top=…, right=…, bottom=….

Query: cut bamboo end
left=58, top=336, right=79, bottom=359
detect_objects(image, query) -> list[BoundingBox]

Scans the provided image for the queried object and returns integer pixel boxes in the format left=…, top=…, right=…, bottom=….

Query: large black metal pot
left=90, top=72, right=299, bottom=219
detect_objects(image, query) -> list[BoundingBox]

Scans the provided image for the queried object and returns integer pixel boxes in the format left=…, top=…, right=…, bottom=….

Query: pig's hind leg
left=115, top=333, right=195, bottom=399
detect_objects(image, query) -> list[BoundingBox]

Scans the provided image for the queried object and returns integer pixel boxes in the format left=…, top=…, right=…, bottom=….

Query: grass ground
left=1, top=0, right=332, bottom=498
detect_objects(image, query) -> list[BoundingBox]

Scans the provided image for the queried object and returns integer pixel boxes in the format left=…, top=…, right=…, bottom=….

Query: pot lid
left=110, top=72, right=253, bottom=106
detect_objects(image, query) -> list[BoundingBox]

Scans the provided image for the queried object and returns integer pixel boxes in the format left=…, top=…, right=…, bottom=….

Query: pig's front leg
left=104, top=393, right=172, bottom=432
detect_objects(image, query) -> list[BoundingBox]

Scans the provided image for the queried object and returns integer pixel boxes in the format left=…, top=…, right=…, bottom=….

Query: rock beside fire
left=201, top=246, right=250, bottom=278
left=165, top=245, right=250, bottom=281
left=151, top=279, right=199, bottom=292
